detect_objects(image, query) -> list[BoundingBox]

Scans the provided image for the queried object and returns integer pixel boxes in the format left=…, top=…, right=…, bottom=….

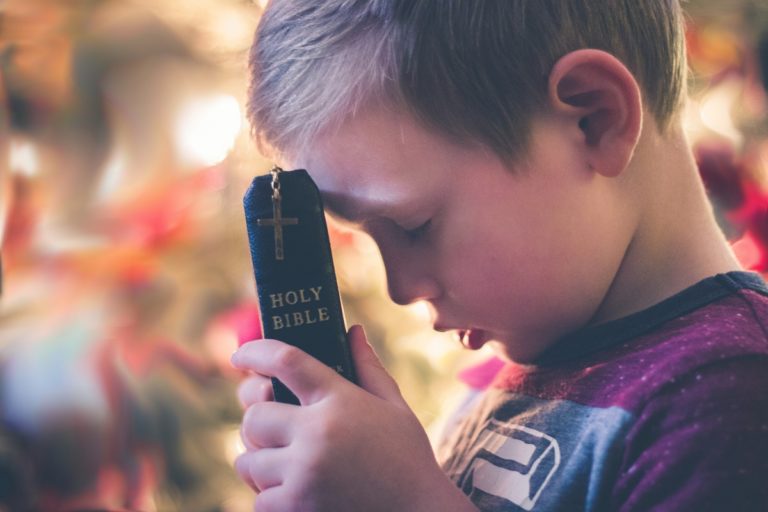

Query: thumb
left=348, top=324, right=406, bottom=405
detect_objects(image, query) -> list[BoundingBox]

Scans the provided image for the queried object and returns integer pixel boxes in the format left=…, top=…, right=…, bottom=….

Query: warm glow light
left=211, top=9, right=254, bottom=49
left=732, top=232, right=762, bottom=270
left=682, top=98, right=705, bottom=143
left=403, top=331, right=463, bottom=368
left=96, top=149, right=127, bottom=202
left=224, top=426, right=246, bottom=465
left=699, top=80, right=743, bottom=147
left=174, top=94, right=242, bottom=167
left=407, top=300, right=434, bottom=324
left=9, top=139, right=39, bottom=176
left=0, top=164, right=9, bottom=246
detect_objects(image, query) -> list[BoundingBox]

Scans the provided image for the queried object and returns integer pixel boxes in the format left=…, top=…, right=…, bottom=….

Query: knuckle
left=273, top=344, right=302, bottom=369
left=253, top=495, right=272, bottom=512
left=240, top=423, right=254, bottom=450
left=235, top=454, right=259, bottom=491
left=243, top=403, right=259, bottom=425
left=237, top=379, right=256, bottom=406
left=255, top=489, right=298, bottom=512
left=234, top=454, right=249, bottom=479
left=238, top=376, right=273, bottom=406
left=283, top=480, right=310, bottom=508
left=259, top=379, right=275, bottom=401
left=241, top=405, right=262, bottom=446
left=236, top=383, right=249, bottom=407
left=302, top=450, right=326, bottom=482
left=312, top=414, right=343, bottom=444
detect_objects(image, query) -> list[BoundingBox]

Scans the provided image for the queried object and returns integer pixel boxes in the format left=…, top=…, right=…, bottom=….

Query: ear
left=547, top=49, right=643, bottom=178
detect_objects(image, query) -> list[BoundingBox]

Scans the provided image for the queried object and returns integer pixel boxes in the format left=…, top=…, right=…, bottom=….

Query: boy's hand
left=231, top=325, right=478, bottom=512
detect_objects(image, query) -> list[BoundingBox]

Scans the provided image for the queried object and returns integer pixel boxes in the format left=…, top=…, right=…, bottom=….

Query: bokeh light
left=174, top=94, right=242, bottom=168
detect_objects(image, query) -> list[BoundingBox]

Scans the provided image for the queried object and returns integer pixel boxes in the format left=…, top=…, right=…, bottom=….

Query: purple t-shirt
left=438, top=271, right=768, bottom=511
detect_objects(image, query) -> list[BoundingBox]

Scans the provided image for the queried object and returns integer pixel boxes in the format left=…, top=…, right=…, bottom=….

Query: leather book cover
left=243, top=168, right=357, bottom=404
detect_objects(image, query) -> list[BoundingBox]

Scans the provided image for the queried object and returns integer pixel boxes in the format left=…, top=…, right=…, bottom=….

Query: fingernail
left=351, top=324, right=368, bottom=342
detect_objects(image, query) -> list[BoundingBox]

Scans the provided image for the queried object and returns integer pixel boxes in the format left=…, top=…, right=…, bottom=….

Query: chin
left=488, top=337, right=543, bottom=365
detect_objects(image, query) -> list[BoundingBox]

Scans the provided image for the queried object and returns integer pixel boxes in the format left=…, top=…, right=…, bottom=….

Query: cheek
left=437, top=225, right=529, bottom=315
left=435, top=201, right=623, bottom=335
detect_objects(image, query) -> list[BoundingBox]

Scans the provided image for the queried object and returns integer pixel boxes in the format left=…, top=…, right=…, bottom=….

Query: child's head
left=248, top=0, right=687, bottom=163
left=247, top=1, right=696, bottom=362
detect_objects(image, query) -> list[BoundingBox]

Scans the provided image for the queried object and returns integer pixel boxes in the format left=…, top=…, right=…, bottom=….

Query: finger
left=234, top=452, right=258, bottom=491
left=232, top=339, right=343, bottom=405
left=241, top=401, right=295, bottom=449
left=238, top=374, right=274, bottom=408
left=235, top=449, right=284, bottom=492
left=253, top=485, right=292, bottom=512
left=348, top=325, right=406, bottom=405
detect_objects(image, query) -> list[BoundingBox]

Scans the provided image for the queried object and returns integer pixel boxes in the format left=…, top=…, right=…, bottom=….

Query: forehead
left=290, top=105, right=464, bottom=220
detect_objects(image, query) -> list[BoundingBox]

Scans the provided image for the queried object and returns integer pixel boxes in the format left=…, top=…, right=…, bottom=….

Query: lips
left=463, top=329, right=487, bottom=350
left=439, top=327, right=487, bottom=350
left=434, top=322, right=489, bottom=350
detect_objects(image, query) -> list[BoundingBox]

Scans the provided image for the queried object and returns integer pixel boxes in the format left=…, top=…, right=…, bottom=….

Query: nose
left=386, top=264, right=440, bottom=306
left=371, top=225, right=441, bottom=306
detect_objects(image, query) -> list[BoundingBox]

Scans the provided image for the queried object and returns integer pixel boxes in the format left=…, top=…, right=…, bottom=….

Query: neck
left=588, top=122, right=744, bottom=326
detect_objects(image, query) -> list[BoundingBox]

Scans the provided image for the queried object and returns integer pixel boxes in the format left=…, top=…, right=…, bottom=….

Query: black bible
left=243, top=167, right=357, bottom=404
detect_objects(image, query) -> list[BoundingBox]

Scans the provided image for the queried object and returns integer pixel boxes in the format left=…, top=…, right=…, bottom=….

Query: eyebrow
left=321, top=189, right=406, bottom=227
left=322, top=194, right=369, bottom=226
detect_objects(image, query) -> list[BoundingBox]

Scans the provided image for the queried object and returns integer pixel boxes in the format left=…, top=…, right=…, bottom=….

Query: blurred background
left=0, top=0, right=767, bottom=510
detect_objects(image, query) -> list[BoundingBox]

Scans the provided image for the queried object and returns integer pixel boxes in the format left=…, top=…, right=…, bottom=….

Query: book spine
left=243, top=169, right=356, bottom=404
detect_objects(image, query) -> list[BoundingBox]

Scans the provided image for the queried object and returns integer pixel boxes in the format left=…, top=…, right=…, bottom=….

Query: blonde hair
left=248, top=0, right=688, bottom=162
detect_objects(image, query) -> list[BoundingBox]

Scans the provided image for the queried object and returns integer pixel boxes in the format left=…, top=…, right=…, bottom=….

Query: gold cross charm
left=257, top=167, right=299, bottom=261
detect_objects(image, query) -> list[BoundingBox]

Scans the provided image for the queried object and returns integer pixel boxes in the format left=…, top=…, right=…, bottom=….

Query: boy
left=231, top=1, right=768, bottom=510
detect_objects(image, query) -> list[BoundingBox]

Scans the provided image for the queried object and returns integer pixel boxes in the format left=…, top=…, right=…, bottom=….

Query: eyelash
left=403, top=219, right=432, bottom=240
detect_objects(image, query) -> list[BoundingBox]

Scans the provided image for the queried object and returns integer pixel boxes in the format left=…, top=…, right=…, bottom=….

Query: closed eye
left=403, top=219, right=432, bottom=241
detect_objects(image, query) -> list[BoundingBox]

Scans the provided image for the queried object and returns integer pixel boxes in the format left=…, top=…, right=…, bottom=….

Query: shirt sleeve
left=610, top=355, right=768, bottom=511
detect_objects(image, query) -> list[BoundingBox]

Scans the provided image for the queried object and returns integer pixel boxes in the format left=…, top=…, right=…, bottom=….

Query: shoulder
left=607, top=283, right=768, bottom=509
left=643, top=281, right=768, bottom=355
left=588, top=284, right=768, bottom=410
left=624, top=285, right=768, bottom=402
left=610, top=354, right=768, bottom=509
left=585, top=283, right=768, bottom=508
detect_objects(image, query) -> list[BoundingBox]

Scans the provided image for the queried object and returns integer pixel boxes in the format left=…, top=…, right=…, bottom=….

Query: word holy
left=269, top=286, right=329, bottom=330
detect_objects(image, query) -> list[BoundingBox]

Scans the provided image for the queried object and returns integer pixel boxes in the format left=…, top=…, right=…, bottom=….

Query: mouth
left=437, top=326, right=487, bottom=350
